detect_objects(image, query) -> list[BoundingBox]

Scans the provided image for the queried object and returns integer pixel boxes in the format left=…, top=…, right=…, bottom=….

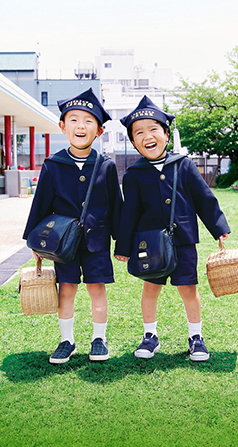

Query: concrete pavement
left=0, top=196, right=33, bottom=285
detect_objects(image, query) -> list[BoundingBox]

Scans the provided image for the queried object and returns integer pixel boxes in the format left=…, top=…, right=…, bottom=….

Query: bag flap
left=27, top=214, right=78, bottom=252
left=128, top=229, right=166, bottom=272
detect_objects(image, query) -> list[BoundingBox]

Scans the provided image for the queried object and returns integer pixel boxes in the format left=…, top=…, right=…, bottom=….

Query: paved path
left=0, top=196, right=33, bottom=285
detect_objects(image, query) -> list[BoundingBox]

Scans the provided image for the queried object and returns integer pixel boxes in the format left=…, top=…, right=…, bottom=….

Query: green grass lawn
left=0, top=188, right=237, bottom=447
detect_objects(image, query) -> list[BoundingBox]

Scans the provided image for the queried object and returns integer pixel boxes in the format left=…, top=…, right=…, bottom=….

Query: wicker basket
left=19, top=259, right=58, bottom=315
left=206, top=238, right=238, bottom=297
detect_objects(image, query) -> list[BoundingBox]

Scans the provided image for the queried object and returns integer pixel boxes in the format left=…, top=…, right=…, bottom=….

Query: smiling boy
left=129, top=118, right=169, bottom=159
left=115, top=95, right=230, bottom=362
left=59, top=109, right=103, bottom=156
left=23, top=88, right=122, bottom=364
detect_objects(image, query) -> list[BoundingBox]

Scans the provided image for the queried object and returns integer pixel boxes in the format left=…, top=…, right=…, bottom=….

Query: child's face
left=131, top=119, right=169, bottom=160
left=59, top=109, right=103, bottom=157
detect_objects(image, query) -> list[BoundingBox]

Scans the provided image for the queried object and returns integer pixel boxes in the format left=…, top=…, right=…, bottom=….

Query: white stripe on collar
left=67, top=148, right=88, bottom=170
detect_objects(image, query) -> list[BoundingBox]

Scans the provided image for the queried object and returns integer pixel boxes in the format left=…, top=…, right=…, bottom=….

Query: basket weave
left=206, top=238, right=238, bottom=297
left=19, top=259, right=58, bottom=315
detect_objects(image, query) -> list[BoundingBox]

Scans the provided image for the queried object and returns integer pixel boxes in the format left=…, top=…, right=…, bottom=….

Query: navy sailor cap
left=57, top=88, right=111, bottom=125
left=120, top=95, right=175, bottom=129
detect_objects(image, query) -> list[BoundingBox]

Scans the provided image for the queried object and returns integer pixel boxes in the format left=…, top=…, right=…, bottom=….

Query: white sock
left=58, top=317, right=75, bottom=345
left=188, top=321, right=202, bottom=339
left=92, top=322, right=107, bottom=342
left=143, top=321, right=157, bottom=336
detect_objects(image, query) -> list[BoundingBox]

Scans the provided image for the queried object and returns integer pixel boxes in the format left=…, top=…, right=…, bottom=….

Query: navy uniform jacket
left=23, top=148, right=122, bottom=253
left=115, top=152, right=230, bottom=258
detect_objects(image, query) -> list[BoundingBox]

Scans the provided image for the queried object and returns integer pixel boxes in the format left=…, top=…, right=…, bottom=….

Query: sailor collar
left=46, top=148, right=100, bottom=166
left=127, top=152, right=186, bottom=170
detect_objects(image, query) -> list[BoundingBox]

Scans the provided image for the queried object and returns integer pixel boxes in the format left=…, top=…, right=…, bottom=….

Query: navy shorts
left=54, top=247, right=114, bottom=284
left=147, top=244, right=198, bottom=286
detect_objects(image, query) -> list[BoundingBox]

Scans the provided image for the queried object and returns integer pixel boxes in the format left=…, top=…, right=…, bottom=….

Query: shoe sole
left=134, top=342, right=161, bottom=359
left=49, top=347, right=77, bottom=364
left=189, top=352, right=210, bottom=362
left=89, top=353, right=109, bottom=361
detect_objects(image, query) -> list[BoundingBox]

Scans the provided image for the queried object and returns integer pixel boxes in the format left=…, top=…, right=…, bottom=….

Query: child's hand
left=114, top=254, right=129, bottom=262
left=32, top=250, right=43, bottom=261
left=218, top=233, right=229, bottom=241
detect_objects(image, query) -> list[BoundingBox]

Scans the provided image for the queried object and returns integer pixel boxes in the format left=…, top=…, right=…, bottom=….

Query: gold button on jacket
left=79, top=175, right=86, bottom=182
left=165, top=198, right=171, bottom=205
left=160, top=174, right=166, bottom=181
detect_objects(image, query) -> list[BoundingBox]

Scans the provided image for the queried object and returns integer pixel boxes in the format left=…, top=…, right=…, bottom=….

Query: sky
left=1, top=0, right=238, bottom=85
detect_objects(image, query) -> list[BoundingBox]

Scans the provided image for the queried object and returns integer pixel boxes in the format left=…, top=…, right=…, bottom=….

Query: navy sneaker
left=49, top=341, right=76, bottom=364
left=89, top=338, right=109, bottom=361
left=188, top=334, right=210, bottom=361
left=134, top=332, right=160, bottom=359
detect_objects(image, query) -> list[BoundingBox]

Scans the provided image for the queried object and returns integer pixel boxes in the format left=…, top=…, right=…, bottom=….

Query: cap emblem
left=65, top=100, right=93, bottom=110
left=130, top=110, right=155, bottom=121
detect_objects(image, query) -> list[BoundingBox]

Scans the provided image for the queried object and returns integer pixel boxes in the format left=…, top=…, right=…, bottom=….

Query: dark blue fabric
left=57, top=88, right=111, bottom=125
left=127, top=228, right=177, bottom=280
left=147, top=244, right=198, bottom=286
left=26, top=214, right=82, bottom=263
left=115, top=152, right=230, bottom=258
left=120, top=95, right=175, bottom=129
left=55, top=244, right=114, bottom=284
left=23, top=149, right=122, bottom=255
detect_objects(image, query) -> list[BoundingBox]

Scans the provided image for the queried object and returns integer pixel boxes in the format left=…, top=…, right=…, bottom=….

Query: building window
left=138, top=79, right=149, bottom=87
left=103, top=132, right=109, bottom=143
left=117, top=132, right=125, bottom=143
left=104, top=63, right=112, bottom=68
left=41, top=91, right=48, bottom=106
left=134, top=79, right=149, bottom=88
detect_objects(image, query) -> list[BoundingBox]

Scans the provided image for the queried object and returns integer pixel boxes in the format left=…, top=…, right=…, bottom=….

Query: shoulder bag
left=27, top=151, right=100, bottom=263
left=127, top=162, right=178, bottom=280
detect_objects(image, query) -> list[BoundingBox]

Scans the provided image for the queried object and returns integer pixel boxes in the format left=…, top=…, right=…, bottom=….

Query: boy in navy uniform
left=23, top=88, right=122, bottom=364
left=115, top=95, right=230, bottom=361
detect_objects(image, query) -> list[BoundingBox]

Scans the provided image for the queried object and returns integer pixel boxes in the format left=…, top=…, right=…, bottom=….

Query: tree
left=17, top=135, right=26, bottom=154
left=173, top=47, right=238, bottom=186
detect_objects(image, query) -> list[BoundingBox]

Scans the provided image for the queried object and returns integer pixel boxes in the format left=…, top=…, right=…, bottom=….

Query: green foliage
left=216, top=162, right=238, bottom=187
left=17, top=135, right=26, bottom=155
left=17, top=135, right=26, bottom=149
left=174, top=47, right=238, bottom=167
left=0, top=190, right=238, bottom=446
left=10, top=135, right=26, bottom=152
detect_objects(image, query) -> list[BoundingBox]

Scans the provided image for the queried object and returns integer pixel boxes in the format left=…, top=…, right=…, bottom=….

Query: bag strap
left=79, top=151, right=100, bottom=226
left=169, top=162, right=178, bottom=234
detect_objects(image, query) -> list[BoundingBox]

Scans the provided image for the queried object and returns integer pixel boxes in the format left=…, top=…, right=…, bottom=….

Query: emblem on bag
left=40, top=241, right=47, bottom=248
left=143, top=263, right=149, bottom=270
left=139, top=241, right=147, bottom=249
left=46, top=221, right=55, bottom=228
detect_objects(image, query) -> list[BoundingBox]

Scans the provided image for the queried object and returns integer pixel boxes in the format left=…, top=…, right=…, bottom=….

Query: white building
left=93, top=49, right=176, bottom=154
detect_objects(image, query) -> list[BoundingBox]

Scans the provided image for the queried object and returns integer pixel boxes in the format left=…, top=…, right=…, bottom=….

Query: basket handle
left=218, top=236, right=225, bottom=252
left=36, top=258, right=42, bottom=277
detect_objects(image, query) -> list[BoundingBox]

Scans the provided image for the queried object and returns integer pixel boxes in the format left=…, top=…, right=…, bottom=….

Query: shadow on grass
left=1, top=349, right=237, bottom=384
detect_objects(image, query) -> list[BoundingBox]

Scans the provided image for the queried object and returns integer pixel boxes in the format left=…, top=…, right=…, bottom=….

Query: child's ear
left=59, top=120, right=66, bottom=134
left=96, top=126, right=104, bottom=138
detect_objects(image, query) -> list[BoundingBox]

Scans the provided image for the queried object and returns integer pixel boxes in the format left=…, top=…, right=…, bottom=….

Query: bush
left=215, top=162, right=238, bottom=188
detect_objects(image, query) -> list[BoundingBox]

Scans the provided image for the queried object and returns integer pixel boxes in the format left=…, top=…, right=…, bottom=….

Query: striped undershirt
left=67, top=148, right=88, bottom=170
left=148, top=155, right=166, bottom=171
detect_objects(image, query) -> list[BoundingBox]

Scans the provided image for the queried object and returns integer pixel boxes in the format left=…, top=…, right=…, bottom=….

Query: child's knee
left=59, top=282, right=78, bottom=298
left=177, top=284, right=199, bottom=299
left=143, top=281, right=162, bottom=294
left=87, top=283, right=106, bottom=294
